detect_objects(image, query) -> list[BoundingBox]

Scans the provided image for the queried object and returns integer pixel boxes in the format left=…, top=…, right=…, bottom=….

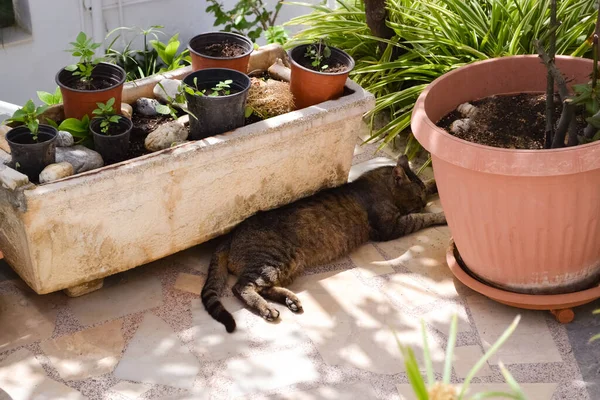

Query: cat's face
left=390, top=156, right=428, bottom=214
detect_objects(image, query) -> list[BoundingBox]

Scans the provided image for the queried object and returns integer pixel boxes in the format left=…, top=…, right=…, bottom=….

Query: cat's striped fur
left=201, top=155, right=445, bottom=332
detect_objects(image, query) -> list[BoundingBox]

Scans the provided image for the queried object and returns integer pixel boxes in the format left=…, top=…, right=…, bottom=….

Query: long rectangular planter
left=0, top=49, right=374, bottom=295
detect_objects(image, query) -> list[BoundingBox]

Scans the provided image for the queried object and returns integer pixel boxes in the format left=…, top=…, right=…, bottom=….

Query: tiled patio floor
left=0, top=142, right=598, bottom=399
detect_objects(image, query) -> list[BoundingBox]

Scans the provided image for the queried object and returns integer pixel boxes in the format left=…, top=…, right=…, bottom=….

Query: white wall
left=0, top=0, right=323, bottom=106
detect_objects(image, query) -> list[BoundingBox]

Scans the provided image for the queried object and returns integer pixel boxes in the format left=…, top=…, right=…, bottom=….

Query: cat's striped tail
left=201, top=236, right=236, bottom=333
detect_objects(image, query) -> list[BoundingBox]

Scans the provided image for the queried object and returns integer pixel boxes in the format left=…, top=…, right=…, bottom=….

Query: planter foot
left=63, top=278, right=104, bottom=297
left=551, top=308, right=575, bottom=324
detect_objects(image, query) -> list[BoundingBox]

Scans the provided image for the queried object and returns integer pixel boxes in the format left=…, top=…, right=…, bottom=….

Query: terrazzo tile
left=40, top=320, right=125, bottom=381
left=191, top=296, right=308, bottom=362
left=68, top=274, right=163, bottom=326
left=467, top=295, right=562, bottom=365
left=109, top=381, right=151, bottom=399
left=174, top=273, right=206, bottom=295
left=114, top=313, right=200, bottom=390
left=453, top=345, right=493, bottom=378
left=289, top=270, right=445, bottom=375
left=0, top=348, right=86, bottom=400
left=350, top=243, right=394, bottom=278
left=422, top=303, right=471, bottom=333
left=260, top=382, right=378, bottom=399
left=0, top=291, right=59, bottom=352
left=220, top=347, right=319, bottom=398
left=396, top=383, right=558, bottom=400
left=382, top=273, right=440, bottom=309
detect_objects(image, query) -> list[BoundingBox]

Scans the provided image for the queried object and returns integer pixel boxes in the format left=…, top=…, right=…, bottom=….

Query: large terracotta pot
left=412, top=56, right=600, bottom=295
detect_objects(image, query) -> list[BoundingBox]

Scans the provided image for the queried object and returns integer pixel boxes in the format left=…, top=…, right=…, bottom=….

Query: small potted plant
left=188, top=32, right=254, bottom=73
left=89, top=98, right=133, bottom=165
left=288, top=39, right=355, bottom=109
left=182, top=68, right=251, bottom=140
left=56, top=32, right=126, bottom=120
left=411, top=1, right=600, bottom=315
left=4, top=100, right=58, bottom=181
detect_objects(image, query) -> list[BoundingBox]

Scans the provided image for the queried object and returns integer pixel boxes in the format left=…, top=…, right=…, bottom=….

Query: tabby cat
left=201, top=155, right=446, bottom=332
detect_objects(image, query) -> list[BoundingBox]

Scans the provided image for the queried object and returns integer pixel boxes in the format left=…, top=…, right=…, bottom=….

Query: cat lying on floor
left=201, top=155, right=446, bottom=332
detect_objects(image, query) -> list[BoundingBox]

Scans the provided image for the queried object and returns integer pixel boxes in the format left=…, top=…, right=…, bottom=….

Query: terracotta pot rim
left=288, top=44, right=355, bottom=77
left=188, top=32, right=253, bottom=61
left=55, top=62, right=126, bottom=94
left=411, top=55, right=600, bottom=176
left=446, top=239, right=600, bottom=309
left=6, top=125, right=58, bottom=147
left=183, top=68, right=251, bottom=99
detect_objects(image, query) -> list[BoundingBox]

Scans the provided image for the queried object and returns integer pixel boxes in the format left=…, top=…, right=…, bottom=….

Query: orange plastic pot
left=412, top=56, right=600, bottom=295
left=288, top=45, right=354, bottom=109
left=56, top=62, right=126, bottom=120
left=188, top=32, right=253, bottom=73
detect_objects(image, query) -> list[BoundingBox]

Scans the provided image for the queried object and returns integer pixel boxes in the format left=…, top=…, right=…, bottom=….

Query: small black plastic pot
left=90, top=116, right=132, bottom=165
left=6, top=125, right=58, bottom=182
left=183, top=68, right=251, bottom=140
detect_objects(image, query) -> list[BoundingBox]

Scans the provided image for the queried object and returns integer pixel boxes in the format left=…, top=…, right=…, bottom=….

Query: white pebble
left=457, top=102, right=477, bottom=118
left=450, top=118, right=471, bottom=134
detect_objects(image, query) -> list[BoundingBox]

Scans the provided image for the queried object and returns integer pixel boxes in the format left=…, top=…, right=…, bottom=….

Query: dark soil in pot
left=198, top=42, right=247, bottom=58
left=6, top=125, right=57, bottom=182
left=437, top=93, right=587, bottom=149
left=90, top=116, right=132, bottom=165
left=183, top=68, right=251, bottom=140
left=188, top=32, right=253, bottom=73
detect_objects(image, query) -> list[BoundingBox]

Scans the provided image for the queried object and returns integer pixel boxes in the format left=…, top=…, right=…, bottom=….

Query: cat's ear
left=393, top=163, right=409, bottom=185
left=396, top=155, right=410, bottom=170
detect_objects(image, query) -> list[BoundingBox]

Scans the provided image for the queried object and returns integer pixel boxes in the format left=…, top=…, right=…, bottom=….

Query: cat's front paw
left=434, top=212, right=447, bottom=225
left=261, top=307, right=280, bottom=322
left=285, top=297, right=303, bottom=313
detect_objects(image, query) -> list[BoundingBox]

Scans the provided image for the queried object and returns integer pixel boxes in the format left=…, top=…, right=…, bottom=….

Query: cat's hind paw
left=261, top=307, right=280, bottom=321
left=285, top=297, right=303, bottom=313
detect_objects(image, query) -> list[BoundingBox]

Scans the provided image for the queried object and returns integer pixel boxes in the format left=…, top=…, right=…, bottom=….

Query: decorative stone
left=56, top=145, right=104, bottom=173
left=56, top=130, right=74, bottom=147
left=39, top=104, right=65, bottom=126
left=39, top=162, right=74, bottom=184
left=0, top=164, right=29, bottom=190
left=40, top=320, right=125, bottom=380
left=0, top=124, right=11, bottom=154
left=450, top=118, right=471, bottom=134
left=0, top=149, right=10, bottom=165
left=135, top=97, right=161, bottom=116
left=121, top=103, right=133, bottom=119
left=153, top=78, right=182, bottom=104
left=457, top=102, right=477, bottom=118
left=144, top=120, right=188, bottom=152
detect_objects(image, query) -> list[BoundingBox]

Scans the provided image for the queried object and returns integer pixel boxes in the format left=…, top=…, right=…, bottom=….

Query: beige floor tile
left=453, top=345, right=493, bottom=378
left=221, top=347, right=319, bottom=398
left=0, top=291, right=58, bottom=353
left=396, top=383, right=557, bottom=400
left=69, top=274, right=163, bottom=326
left=40, top=320, right=125, bottom=381
left=255, top=382, right=378, bottom=399
left=383, top=273, right=439, bottom=309
left=109, top=381, right=151, bottom=399
left=289, top=270, right=445, bottom=375
left=174, top=273, right=206, bottom=295
left=0, top=348, right=86, bottom=400
left=191, top=296, right=308, bottom=362
left=350, top=243, right=394, bottom=278
left=113, top=313, right=200, bottom=389
left=424, top=195, right=444, bottom=214
left=467, top=295, right=562, bottom=365
left=422, top=303, right=471, bottom=333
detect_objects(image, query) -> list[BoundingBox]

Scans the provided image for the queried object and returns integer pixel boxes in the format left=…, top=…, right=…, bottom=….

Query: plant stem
left=593, top=2, right=600, bottom=91
left=552, top=100, right=575, bottom=148
left=567, top=115, right=579, bottom=146
left=584, top=110, right=600, bottom=139
left=364, top=0, right=396, bottom=55
left=270, top=1, right=282, bottom=27
left=544, top=0, right=557, bottom=149
left=535, top=40, right=569, bottom=101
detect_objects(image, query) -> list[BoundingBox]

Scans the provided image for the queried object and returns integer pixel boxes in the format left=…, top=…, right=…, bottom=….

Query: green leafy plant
left=206, top=0, right=287, bottom=43
left=210, top=80, right=233, bottom=96
left=305, top=40, right=331, bottom=71
left=92, top=98, right=121, bottom=135
left=105, top=26, right=191, bottom=81
left=155, top=82, right=197, bottom=120
left=65, top=32, right=103, bottom=83
left=398, top=315, right=525, bottom=400
left=48, top=115, right=91, bottom=146
left=286, top=0, right=597, bottom=153
left=37, top=87, right=63, bottom=106
left=4, top=100, right=48, bottom=141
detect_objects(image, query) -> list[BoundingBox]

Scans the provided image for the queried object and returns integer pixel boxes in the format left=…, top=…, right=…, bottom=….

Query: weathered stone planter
left=0, top=46, right=374, bottom=296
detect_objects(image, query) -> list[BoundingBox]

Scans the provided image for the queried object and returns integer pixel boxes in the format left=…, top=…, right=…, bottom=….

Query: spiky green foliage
left=286, top=0, right=597, bottom=150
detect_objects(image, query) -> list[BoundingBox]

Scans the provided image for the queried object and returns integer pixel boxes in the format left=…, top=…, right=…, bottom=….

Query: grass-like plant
left=286, top=0, right=597, bottom=152
left=397, top=315, right=525, bottom=400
